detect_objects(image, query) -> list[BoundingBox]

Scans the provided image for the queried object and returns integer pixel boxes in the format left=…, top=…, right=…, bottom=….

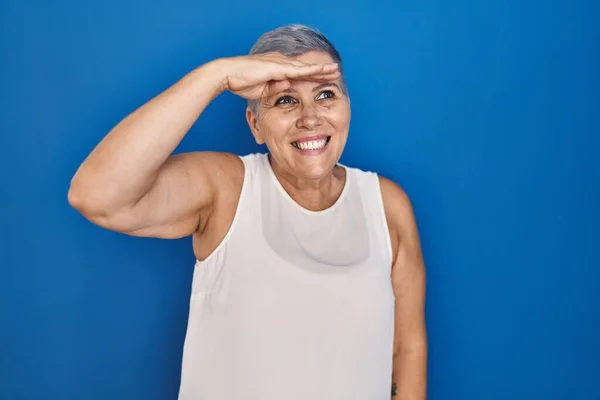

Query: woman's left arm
left=379, top=177, right=428, bottom=400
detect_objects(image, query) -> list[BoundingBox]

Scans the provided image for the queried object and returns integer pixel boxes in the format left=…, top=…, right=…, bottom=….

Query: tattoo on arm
left=391, top=383, right=397, bottom=396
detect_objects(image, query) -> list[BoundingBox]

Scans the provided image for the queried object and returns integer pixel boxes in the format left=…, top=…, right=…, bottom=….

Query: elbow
left=67, top=183, right=86, bottom=212
left=68, top=176, right=96, bottom=212
left=67, top=178, right=115, bottom=223
left=394, top=337, right=428, bottom=360
left=393, top=327, right=428, bottom=357
left=67, top=180, right=142, bottom=234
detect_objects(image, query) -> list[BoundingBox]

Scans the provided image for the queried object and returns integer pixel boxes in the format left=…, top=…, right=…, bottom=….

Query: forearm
left=69, top=59, right=227, bottom=211
left=391, top=344, right=427, bottom=399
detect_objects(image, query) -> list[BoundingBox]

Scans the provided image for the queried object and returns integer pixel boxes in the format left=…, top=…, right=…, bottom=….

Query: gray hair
left=247, top=24, right=348, bottom=115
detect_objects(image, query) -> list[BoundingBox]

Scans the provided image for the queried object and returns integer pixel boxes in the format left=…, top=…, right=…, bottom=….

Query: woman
left=68, top=24, right=427, bottom=400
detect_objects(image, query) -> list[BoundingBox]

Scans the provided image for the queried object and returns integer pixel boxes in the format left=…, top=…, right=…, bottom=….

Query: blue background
left=1, top=0, right=599, bottom=399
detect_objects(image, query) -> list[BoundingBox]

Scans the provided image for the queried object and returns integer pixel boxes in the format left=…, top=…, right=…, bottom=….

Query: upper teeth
left=294, top=139, right=327, bottom=150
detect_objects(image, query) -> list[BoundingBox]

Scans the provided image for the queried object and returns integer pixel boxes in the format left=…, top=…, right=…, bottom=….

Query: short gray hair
left=247, top=24, right=348, bottom=115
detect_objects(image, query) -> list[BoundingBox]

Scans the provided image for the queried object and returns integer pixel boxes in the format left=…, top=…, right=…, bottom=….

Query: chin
left=288, top=143, right=343, bottom=179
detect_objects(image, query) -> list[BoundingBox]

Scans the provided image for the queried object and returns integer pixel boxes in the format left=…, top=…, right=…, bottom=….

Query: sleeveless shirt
left=178, top=153, right=395, bottom=400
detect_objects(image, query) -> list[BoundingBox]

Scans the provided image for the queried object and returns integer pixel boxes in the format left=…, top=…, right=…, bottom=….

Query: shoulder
left=188, top=151, right=248, bottom=258
left=378, top=175, right=414, bottom=229
left=378, top=175, right=412, bottom=215
left=178, top=150, right=244, bottom=174
left=176, top=151, right=245, bottom=190
left=377, top=175, right=419, bottom=265
left=172, top=150, right=245, bottom=218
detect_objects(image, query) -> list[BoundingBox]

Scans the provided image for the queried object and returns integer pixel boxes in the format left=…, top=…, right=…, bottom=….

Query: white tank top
left=178, top=153, right=395, bottom=400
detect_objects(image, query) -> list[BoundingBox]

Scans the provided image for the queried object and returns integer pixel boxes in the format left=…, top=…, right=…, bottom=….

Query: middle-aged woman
left=68, top=24, right=427, bottom=400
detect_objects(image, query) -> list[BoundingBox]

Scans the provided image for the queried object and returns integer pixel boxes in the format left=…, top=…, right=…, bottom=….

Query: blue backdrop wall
left=1, top=0, right=599, bottom=399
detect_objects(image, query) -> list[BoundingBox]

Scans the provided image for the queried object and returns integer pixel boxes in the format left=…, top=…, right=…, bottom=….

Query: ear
left=246, top=106, right=265, bottom=145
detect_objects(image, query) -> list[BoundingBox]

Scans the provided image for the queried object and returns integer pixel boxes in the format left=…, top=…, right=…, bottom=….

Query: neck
left=268, top=155, right=346, bottom=212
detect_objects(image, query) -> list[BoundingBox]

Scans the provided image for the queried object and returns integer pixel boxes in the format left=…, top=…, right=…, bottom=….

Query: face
left=246, top=51, right=351, bottom=180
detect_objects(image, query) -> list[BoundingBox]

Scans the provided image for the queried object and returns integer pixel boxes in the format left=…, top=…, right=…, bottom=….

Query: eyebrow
left=312, top=82, right=340, bottom=92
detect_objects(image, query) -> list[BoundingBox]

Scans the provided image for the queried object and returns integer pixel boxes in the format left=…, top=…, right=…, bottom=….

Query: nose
left=295, top=104, right=322, bottom=130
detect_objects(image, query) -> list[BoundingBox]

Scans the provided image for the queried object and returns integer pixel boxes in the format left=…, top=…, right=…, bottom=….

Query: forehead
left=282, top=51, right=340, bottom=90
left=293, top=50, right=335, bottom=65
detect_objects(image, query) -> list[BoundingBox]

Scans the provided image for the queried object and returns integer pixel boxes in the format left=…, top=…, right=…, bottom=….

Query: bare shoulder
left=173, top=150, right=244, bottom=202
left=179, top=150, right=245, bottom=218
left=378, top=175, right=413, bottom=221
left=178, top=151, right=244, bottom=181
left=377, top=175, right=421, bottom=266
left=189, top=151, right=246, bottom=260
left=207, top=151, right=245, bottom=205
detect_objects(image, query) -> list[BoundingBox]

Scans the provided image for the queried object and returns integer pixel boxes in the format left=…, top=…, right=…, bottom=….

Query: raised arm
left=380, top=176, right=428, bottom=400
left=67, top=60, right=235, bottom=238
left=68, top=53, right=340, bottom=239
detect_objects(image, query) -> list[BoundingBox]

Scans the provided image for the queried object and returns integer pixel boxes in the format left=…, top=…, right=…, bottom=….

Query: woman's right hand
left=218, top=52, right=340, bottom=100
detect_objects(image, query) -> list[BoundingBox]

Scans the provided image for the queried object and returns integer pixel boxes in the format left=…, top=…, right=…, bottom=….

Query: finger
left=306, top=63, right=339, bottom=73
left=260, top=53, right=339, bottom=72
left=265, top=53, right=312, bottom=66
left=286, top=72, right=341, bottom=84
left=303, top=71, right=342, bottom=82
left=267, top=79, right=291, bottom=95
left=283, top=63, right=338, bottom=79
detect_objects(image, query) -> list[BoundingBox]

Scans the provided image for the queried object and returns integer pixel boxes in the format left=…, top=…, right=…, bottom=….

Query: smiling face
left=246, top=51, right=351, bottom=181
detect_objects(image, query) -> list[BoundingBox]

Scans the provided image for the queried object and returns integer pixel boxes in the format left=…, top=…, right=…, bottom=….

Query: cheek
left=259, top=115, right=294, bottom=145
left=328, top=104, right=351, bottom=128
left=262, top=107, right=298, bottom=125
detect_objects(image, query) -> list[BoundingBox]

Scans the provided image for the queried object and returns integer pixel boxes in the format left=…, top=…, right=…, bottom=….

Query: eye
left=276, top=95, right=296, bottom=105
left=316, top=90, right=336, bottom=100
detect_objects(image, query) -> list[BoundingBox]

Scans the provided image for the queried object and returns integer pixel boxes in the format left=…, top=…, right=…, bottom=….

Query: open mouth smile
left=290, top=135, right=331, bottom=154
